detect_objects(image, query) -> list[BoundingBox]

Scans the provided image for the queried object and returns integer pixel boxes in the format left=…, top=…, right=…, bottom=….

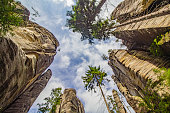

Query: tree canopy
left=82, top=65, right=111, bottom=113
left=66, top=0, right=115, bottom=44
left=37, top=88, right=62, bottom=113
left=82, top=65, right=108, bottom=92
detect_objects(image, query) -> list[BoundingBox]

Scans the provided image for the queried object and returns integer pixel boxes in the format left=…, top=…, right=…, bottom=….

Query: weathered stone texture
left=111, top=0, right=170, bottom=53
left=113, top=4, right=170, bottom=51
left=111, top=0, right=169, bottom=23
left=108, top=49, right=170, bottom=112
left=112, top=90, right=127, bottom=113
left=3, top=69, right=52, bottom=113
left=59, top=88, right=85, bottom=113
left=0, top=19, right=59, bottom=112
left=112, top=77, right=145, bottom=113
left=15, top=2, right=30, bottom=21
left=110, top=0, right=170, bottom=112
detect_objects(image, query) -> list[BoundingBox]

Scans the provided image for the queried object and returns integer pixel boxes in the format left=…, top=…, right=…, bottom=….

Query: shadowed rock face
left=111, top=0, right=169, bottom=23
left=59, top=88, right=85, bottom=113
left=111, top=0, right=170, bottom=53
left=0, top=5, right=59, bottom=112
left=3, top=69, right=52, bottom=113
left=110, top=1, right=170, bottom=112
left=108, top=49, right=170, bottom=112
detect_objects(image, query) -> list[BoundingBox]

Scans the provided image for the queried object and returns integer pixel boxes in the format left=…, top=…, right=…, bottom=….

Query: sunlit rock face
left=111, top=0, right=170, bottom=53
left=0, top=5, right=59, bottom=112
left=110, top=1, right=170, bottom=112
left=112, top=90, right=126, bottom=113
left=58, top=88, right=85, bottom=113
left=109, top=50, right=170, bottom=112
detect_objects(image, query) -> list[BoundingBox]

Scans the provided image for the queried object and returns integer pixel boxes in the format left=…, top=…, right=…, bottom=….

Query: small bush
left=140, top=68, right=170, bottom=112
left=0, top=0, right=23, bottom=35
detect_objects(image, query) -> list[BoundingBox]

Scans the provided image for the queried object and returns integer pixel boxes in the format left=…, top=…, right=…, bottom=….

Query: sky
left=17, top=0, right=135, bottom=113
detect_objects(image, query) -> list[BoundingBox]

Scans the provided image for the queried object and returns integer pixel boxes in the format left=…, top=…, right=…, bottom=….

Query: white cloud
left=66, top=0, right=74, bottom=6
left=19, top=0, right=134, bottom=113
left=52, top=0, right=74, bottom=7
left=60, top=55, right=70, bottom=68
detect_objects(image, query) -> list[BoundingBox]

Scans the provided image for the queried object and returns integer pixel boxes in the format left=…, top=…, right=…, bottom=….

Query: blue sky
left=17, top=0, right=135, bottom=113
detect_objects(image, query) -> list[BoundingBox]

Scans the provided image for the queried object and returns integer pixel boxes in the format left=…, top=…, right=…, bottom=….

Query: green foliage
left=107, top=95, right=118, bottom=113
left=153, top=67, right=170, bottom=87
left=108, top=49, right=112, bottom=54
left=139, top=68, right=170, bottom=112
left=0, top=0, right=23, bottom=35
left=82, top=66, right=112, bottom=113
left=91, top=19, right=114, bottom=41
left=150, top=36, right=163, bottom=56
left=82, top=65, right=108, bottom=92
left=150, top=31, right=170, bottom=56
left=37, top=88, right=62, bottom=113
left=66, top=0, right=115, bottom=44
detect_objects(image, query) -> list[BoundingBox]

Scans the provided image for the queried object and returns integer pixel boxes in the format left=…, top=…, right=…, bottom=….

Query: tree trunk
left=96, top=78, right=111, bottom=113
left=91, top=0, right=107, bottom=21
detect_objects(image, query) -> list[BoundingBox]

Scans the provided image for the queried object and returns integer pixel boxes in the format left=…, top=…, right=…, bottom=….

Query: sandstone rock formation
left=0, top=4, right=59, bottom=112
left=111, top=0, right=170, bottom=53
left=58, top=88, right=85, bottom=113
left=109, top=50, right=170, bottom=112
left=109, top=0, right=170, bottom=112
left=3, top=69, right=52, bottom=113
left=112, top=90, right=126, bottom=113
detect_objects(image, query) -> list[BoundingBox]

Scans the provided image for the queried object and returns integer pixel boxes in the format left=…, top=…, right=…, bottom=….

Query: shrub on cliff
left=140, top=68, right=170, bottom=112
left=0, top=0, right=23, bottom=35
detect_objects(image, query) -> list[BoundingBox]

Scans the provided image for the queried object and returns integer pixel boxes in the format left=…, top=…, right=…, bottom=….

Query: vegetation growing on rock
left=150, top=31, right=170, bottom=56
left=0, top=0, right=23, bottom=35
left=140, top=68, right=170, bottom=112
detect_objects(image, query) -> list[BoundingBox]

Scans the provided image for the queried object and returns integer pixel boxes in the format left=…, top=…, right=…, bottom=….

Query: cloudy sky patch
left=16, top=0, right=135, bottom=113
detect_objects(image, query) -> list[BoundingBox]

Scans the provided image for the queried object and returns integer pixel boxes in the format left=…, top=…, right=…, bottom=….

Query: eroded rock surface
left=112, top=90, right=126, bottom=113
left=108, top=49, right=170, bottom=112
left=111, top=0, right=169, bottom=23
left=109, top=0, right=170, bottom=112
left=59, top=88, right=85, bottom=113
left=0, top=11, right=59, bottom=113
left=3, top=69, right=52, bottom=113
left=111, top=0, right=170, bottom=52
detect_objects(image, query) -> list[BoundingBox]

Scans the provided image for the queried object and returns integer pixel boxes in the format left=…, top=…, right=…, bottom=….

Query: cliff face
left=112, top=90, right=126, bottom=113
left=0, top=5, right=59, bottom=112
left=58, top=88, right=85, bottom=113
left=109, top=50, right=170, bottom=112
left=109, top=0, right=170, bottom=112
left=3, top=69, right=52, bottom=113
left=111, top=0, right=170, bottom=53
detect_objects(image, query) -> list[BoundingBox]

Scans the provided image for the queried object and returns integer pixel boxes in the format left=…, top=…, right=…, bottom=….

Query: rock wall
left=111, top=0, right=169, bottom=23
left=110, top=1, right=170, bottom=111
left=111, top=0, right=170, bottom=53
left=3, top=69, right=52, bottom=113
left=112, top=90, right=126, bottom=113
left=58, top=88, right=85, bottom=113
left=0, top=5, right=59, bottom=112
left=109, top=50, right=170, bottom=112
